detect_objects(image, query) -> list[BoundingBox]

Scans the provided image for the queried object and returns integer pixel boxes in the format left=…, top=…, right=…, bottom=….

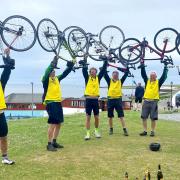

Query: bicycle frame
left=132, top=38, right=168, bottom=61
left=108, top=63, right=134, bottom=77
left=45, top=30, right=77, bottom=62
left=85, top=33, right=122, bottom=63
left=86, top=33, right=111, bottom=57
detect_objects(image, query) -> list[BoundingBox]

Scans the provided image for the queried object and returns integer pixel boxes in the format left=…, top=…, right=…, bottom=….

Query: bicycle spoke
left=2, top=15, right=36, bottom=51
left=154, top=28, right=178, bottom=53
left=100, top=25, right=125, bottom=50
left=37, top=18, right=59, bottom=52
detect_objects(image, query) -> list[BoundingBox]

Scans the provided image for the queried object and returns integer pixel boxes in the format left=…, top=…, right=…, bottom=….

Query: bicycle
left=107, top=63, right=135, bottom=77
left=0, top=15, right=36, bottom=52
left=175, top=32, right=180, bottom=55
left=37, top=18, right=87, bottom=68
left=119, top=27, right=178, bottom=65
left=68, top=25, right=125, bottom=62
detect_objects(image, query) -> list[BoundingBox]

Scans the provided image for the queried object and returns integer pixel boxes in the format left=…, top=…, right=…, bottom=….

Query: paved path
left=159, top=113, right=180, bottom=122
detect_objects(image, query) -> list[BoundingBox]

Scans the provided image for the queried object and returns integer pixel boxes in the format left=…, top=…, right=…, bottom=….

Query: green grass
left=0, top=111, right=180, bottom=180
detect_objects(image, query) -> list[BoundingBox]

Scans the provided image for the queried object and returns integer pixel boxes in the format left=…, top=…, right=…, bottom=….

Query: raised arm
left=141, top=66, right=148, bottom=85
left=57, top=61, right=74, bottom=81
left=159, top=65, right=168, bottom=88
left=1, top=48, right=15, bottom=90
left=98, top=60, right=108, bottom=81
left=42, top=56, right=59, bottom=83
left=104, top=71, right=110, bottom=87
left=82, top=66, right=89, bottom=84
left=1, top=66, right=11, bottom=90
left=121, top=70, right=129, bottom=85
left=42, top=64, right=53, bottom=83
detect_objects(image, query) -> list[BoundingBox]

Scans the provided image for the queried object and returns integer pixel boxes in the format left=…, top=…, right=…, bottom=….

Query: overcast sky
left=1, top=0, right=180, bottom=96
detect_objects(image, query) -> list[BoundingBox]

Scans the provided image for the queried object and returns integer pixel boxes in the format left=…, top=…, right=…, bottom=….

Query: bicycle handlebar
left=86, top=33, right=98, bottom=37
left=0, top=65, right=6, bottom=68
left=108, top=63, right=127, bottom=72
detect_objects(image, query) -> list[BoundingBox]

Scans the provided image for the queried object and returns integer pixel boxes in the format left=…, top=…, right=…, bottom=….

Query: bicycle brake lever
left=0, top=65, right=6, bottom=68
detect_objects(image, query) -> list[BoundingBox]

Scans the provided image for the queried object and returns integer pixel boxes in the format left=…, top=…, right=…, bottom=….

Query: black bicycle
left=0, top=15, right=36, bottom=52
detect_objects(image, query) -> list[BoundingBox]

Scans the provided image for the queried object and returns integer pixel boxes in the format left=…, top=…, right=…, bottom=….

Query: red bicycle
left=119, top=27, right=178, bottom=65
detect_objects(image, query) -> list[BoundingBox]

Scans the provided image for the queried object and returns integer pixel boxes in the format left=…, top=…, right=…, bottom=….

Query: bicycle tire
left=99, top=25, right=125, bottom=50
left=175, top=33, right=180, bottom=55
left=88, top=55, right=105, bottom=61
left=63, top=26, right=86, bottom=35
left=121, top=57, right=141, bottom=65
left=67, top=28, right=87, bottom=57
left=119, top=38, right=142, bottom=61
left=88, top=44, right=107, bottom=61
left=1, top=15, right=36, bottom=51
left=154, top=27, right=178, bottom=53
left=37, top=18, right=59, bottom=52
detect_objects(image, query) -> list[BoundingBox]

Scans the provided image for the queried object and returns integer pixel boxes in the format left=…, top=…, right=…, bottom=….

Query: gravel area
left=159, top=113, right=180, bottom=121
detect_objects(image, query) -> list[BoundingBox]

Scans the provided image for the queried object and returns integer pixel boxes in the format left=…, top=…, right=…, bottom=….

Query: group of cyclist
left=0, top=48, right=168, bottom=163
left=42, top=54, right=168, bottom=152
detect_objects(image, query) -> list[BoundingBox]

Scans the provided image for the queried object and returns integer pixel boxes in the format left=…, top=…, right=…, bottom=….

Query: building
left=5, top=93, right=132, bottom=118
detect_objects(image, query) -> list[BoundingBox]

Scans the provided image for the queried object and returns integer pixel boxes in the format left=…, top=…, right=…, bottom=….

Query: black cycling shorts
left=0, top=113, right=8, bottom=137
left=107, top=98, right=124, bottom=118
left=85, top=99, right=99, bottom=116
left=46, top=102, right=64, bottom=124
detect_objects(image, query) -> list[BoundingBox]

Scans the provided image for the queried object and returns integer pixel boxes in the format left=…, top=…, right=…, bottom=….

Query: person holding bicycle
left=42, top=57, right=74, bottom=151
left=0, top=48, right=15, bottom=165
left=82, top=59, right=107, bottom=140
left=139, top=62, right=168, bottom=137
left=104, top=67, right=129, bottom=136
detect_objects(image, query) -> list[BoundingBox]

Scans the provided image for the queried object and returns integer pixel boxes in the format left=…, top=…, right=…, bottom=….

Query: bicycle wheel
left=119, top=38, right=142, bottom=61
left=99, top=25, right=125, bottom=50
left=1, top=15, right=36, bottom=51
left=154, top=27, right=178, bottom=53
left=67, top=28, right=87, bottom=56
left=63, top=26, right=86, bottom=36
left=88, top=40, right=107, bottom=61
left=175, top=34, right=180, bottom=55
left=37, top=18, right=59, bottom=52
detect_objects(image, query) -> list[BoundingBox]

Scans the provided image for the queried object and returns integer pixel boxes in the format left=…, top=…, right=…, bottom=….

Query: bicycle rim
left=119, top=38, right=142, bottom=61
left=154, top=27, right=178, bottom=53
left=37, top=18, right=59, bottom=52
left=1, top=15, right=36, bottom=51
left=100, top=25, right=125, bottom=50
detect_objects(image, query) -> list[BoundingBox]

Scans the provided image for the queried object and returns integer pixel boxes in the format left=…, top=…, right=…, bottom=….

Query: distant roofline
left=5, top=93, right=132, bottom=103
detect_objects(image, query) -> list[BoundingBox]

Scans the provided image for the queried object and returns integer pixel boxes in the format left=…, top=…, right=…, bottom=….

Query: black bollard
left=125, top=172, right=128, bottom=179
left=157, top=164, right=163, bottom=180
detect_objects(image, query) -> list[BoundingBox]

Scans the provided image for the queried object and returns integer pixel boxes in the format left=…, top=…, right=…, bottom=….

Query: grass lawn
left=0, top=111, right=180, bottom=179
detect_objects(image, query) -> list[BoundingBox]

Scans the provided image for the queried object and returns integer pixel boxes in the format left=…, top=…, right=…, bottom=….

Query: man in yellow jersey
left=0, top=48, right=15, bottom=165
left=104, top=69, right=129, bottom=136
left=82, top=60, right=107, bottom=140
left=42, top=57, right=74, bottom=151
left=139, top=63, right=168, bottom=137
